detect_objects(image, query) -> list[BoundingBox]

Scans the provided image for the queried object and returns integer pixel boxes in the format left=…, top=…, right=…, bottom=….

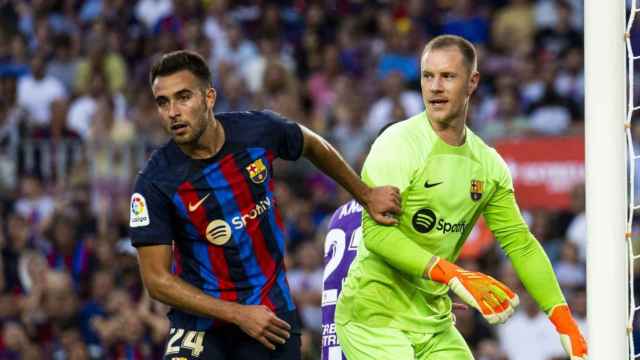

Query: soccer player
left=321, top=200, right=363, bottom=360
left=129, top=50, right=400, bottom=360
left=335, top=35, right=588, bottom=360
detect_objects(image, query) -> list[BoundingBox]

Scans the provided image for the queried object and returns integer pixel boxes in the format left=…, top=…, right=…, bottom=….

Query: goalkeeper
left=334, top=35, right=587, bottom=360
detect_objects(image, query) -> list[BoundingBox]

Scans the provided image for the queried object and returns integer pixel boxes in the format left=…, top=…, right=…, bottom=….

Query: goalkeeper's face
left=420, top=47, right=479, bottom=125
left=152, top=70, right=216, bottom=145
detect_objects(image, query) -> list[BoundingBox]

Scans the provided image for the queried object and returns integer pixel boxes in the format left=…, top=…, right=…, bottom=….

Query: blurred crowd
left=0, top=0, right=589, bottom=359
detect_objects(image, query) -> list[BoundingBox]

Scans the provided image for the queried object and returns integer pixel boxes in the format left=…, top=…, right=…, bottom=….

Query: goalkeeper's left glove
left=427, top=256, right=519, bottom=325
left=548, top=304, right=588, bottom=359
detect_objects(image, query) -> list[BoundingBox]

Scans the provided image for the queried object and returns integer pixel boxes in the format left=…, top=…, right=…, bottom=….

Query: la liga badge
left=130, top=192, right=150, bottom=227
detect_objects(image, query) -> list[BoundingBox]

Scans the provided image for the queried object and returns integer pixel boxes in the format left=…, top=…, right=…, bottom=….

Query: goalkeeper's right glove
left=426, top=256, right=519, bottom=325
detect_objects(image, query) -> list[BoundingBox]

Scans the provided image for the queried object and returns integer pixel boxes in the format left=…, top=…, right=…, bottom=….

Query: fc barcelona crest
left=246, top=158, right=268, bottom=184
left=470, top=180, right=484, bottom=201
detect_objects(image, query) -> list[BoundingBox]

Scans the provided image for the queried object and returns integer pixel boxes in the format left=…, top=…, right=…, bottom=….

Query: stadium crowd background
left=0, top=0, right=595, bottom=359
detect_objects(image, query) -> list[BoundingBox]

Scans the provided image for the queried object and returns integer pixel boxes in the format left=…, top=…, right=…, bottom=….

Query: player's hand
left=548, top=304, right=588, bottom=359
left=233, top=304, right=291, bottom=350
left=363, top=185, right=401, bottom=225
left=452, top=302, right=468, bottom=311
left=427, top=257, right=519, bottom=325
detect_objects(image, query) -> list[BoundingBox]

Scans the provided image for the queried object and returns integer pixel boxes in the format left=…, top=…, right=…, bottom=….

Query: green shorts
left=335, top=321, right=473, bottom=360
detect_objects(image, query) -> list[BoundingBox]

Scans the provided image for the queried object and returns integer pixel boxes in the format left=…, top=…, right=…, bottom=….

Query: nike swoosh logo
left=188, top=193, right=210, bottom=212
left=424, top=181, right=443, bottom=189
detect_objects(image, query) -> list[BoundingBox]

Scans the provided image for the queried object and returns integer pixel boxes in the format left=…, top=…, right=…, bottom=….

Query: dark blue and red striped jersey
left=129, top=110, right=303, bottom=331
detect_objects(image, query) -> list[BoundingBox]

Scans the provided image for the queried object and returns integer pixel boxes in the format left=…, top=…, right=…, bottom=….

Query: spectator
left=73, top=39, right=127, bottom=95
left=67, top=73, right=127, bottom=140
left=215, top=73, right=252, bottom=113
left=554, top=46, right=584, bottom=106
left=79, top=269, right=113, bottom=357
left=366, top=71, right=423, bottom=132
left=496, top=294, right=565, bottom=360
left=328, top=78, right=374, bottom=166
left=307, top=45, right=342, bottom=113
left=135, top=0, right=174, bottom=31
left=14, top=175, right=55, bottom=234
left=0, top=69, right=28, bottom=191
left=478, top=89, right=530, bottom=143
left=43, top=214, right=94, bottom=288
left=1, top=321, right=42, bottom=359
left=216, top=20, right=257, bottom=71
left=440, top=0, right=491, bottom=45
left=52, top=323, right=90, bottom=360
left=534, top=0, right=583, bottom=32
left=528, top=209, right=564, bottom=264
left=46, top=34, right=78, bottom=93
left=492, top=0, right=536, bottom=54
left=30, top=99, right=80, bottom=185
left=288, top=241, right=323, bottom=330
left=527, top=84, right=577, bottom=135
left=553, top=241, right=586, bottom=289
left=242, top=34, right=295, bottom=94
left=376, top=26, right=420, bottom=83
left=569, top=286, right=588, bottom=339
left=566, top=183, right=587, bottom=262
left=2, top=214, right=34, bottom=296
left=534, top=1, right=582, bottom=59
left=17, top=53, right=68, bottom=128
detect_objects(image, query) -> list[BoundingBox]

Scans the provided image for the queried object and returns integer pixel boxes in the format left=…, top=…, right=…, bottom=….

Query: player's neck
left=429, top=117, right=466, bottom=146
left=180, top=115, right=225, bottom=159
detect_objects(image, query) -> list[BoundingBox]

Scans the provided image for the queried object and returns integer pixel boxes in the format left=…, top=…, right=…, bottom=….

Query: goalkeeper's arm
left=362, top=212, right=519, bottom=325
left=485, top=186, right=587, bottom=359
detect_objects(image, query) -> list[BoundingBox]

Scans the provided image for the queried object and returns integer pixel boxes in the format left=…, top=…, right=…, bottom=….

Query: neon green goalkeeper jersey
left=335, top=112, right=565, bottom=333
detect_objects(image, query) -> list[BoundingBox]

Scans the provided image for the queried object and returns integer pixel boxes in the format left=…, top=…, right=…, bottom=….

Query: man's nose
left=430, top=77, right=444, bottom=92
left=168, top=101, right=180, bottom=118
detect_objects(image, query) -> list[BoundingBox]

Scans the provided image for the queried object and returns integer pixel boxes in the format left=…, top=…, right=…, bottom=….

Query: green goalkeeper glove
left=426, top=256, right=519, bottom=325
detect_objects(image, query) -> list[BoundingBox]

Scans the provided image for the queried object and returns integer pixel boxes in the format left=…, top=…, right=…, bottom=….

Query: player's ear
left=468, top=71, right=479, bottom=96
left=206, top=87, right=216, bottom=110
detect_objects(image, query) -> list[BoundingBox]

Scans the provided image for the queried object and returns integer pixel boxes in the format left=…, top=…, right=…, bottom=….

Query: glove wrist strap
left=427, top=257, right=458, bottom=284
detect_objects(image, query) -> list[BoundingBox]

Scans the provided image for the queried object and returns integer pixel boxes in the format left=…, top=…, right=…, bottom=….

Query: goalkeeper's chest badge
left=470, top=180, right=484, bottom=201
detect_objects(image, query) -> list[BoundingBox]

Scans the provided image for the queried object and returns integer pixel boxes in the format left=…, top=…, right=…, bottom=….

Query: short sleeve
left=260, top=110, right=304, bottom=160
left=129, top=174, right=175, bottom=247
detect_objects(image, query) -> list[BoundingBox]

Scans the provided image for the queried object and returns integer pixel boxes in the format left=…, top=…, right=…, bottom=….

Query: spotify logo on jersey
left=412, top=208, right=437, bottom=233
left=206, top=219, right=232, bottom=245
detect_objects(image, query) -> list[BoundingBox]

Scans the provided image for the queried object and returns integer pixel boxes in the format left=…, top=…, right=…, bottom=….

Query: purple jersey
left=321, top=200, right=362, bottom=360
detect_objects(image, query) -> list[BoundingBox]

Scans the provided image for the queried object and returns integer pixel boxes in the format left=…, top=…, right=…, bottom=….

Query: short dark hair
left=421, top=35, right=477, bottom=74
left=149, top=50, right=212, bottom=87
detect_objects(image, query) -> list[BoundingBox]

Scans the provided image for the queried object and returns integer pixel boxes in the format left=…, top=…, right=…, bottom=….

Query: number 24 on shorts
left=165, top=328, right=205, bottom=357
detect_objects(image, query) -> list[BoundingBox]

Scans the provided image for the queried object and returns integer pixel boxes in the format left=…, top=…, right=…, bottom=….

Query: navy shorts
left=162, top=311, right=301, bottom=360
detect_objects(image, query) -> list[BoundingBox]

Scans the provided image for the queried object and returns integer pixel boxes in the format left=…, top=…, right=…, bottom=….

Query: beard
left=172, top=117, right=208, bottom=144
left=172, top=99, right=211, bottom=145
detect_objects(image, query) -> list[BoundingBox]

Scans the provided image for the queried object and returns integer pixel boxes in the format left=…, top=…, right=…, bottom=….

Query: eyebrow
left=155, top=88, right=193, bottom=102
left=422, top=70, right=458, bottom=75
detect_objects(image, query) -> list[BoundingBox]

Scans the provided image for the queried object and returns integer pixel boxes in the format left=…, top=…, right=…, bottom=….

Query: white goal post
left=585, top=0, right=628, bottom=358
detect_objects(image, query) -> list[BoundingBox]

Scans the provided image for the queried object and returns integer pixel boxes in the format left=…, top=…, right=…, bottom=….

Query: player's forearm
left=504, top=231, right=566, bottom=313
left=145, top=272, right=240, bottom=324
left=301, top=126, right=370, bottom=204
left=484, top=188, right=566, bottom=312
left=362, top=214, right=434, bottom=277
